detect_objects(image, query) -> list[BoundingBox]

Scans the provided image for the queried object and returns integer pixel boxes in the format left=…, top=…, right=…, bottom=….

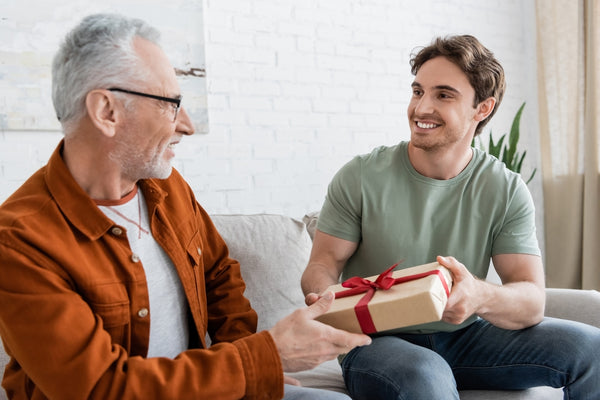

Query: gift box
left=316, top=262, right=453, bottom=334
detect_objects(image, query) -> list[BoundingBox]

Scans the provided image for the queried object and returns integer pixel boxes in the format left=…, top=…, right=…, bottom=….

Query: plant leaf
left=489, top=133, right=505, bottom=159
left=525, top=168, right=537, bottom=184
left=515, top=151, right=527, bottom=173
left=474, top=101, right=536, bottom=185
left=506, top=102, right=526, bottom=167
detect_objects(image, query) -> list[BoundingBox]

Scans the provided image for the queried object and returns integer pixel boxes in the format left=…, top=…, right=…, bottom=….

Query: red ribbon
left=335, top=263, right=451, bottom=334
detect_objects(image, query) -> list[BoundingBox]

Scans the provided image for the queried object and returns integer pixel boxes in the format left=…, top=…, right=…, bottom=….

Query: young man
left=301, top=35, right=600, bottom=399
left=0, top=14, right=371, bottom=400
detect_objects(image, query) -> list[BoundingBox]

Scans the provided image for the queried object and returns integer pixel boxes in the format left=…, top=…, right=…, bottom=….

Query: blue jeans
left=341, top=317, right=600, bottom=400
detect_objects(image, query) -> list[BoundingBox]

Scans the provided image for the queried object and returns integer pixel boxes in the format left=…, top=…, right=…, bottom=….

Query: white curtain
left=536, top=0, right=600, bottom=289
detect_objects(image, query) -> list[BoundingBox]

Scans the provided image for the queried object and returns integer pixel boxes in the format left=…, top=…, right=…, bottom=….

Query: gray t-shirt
left=318, top=141, right=540, bottom=333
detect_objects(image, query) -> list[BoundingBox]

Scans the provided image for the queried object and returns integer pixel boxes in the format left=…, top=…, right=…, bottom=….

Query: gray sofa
left=1, top=213, right=599, bottom=399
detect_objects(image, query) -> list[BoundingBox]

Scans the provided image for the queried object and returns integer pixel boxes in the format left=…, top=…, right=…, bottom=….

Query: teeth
left=416, top=122, right=438, bottom=129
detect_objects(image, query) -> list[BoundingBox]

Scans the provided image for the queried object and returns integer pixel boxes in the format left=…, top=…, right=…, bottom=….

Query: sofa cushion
left=545, top=288, right=600, bottom=328
left=303, top=211, right=319, bottom=240
left=211, top=214, right=310, bottom=332
left=288, top=359, right=562, bottom=398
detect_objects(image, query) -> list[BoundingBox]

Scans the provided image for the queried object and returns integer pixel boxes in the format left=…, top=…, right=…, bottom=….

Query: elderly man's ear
left=85, top=89, right=120, bottom=138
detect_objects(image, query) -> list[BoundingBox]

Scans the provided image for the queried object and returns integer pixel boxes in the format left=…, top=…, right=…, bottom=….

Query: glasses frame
left=108, top=87, right=182, bottom=121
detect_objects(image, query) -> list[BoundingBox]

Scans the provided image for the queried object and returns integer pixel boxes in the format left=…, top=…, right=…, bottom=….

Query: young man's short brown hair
left=410, top=35, right=506, bottom=136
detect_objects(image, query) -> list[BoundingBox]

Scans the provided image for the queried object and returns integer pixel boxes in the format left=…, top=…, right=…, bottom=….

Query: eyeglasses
left=108, top=88, right=182, bottom=122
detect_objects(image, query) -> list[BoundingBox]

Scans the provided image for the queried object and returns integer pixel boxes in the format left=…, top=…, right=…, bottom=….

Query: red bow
left=334, top=262, right=450, bottom=334
left=337, top=263, right=399, bottom=298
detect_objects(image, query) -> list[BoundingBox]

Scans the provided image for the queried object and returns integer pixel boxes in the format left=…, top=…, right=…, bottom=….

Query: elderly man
left=0, top=13, right=370, bottom=400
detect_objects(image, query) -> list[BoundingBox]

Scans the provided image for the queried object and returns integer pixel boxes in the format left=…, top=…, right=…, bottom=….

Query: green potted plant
left=473, top=102, right=537, bottom=184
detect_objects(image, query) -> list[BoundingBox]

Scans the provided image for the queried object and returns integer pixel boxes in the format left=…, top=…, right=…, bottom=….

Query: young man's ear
left=85, top=90, right=119, bottom=137
left=474, top=97, right=497, bottom=122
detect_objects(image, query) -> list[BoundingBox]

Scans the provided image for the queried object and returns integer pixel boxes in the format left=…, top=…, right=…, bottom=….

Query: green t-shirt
left=318, top=141, right=540, bottom=333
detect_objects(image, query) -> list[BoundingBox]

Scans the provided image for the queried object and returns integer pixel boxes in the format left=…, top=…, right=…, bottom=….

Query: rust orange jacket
left=0, top=142, right=283, bottom=399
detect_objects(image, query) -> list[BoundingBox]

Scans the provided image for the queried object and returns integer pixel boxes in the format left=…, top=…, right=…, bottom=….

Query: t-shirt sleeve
left=317, top=156, right=363, bottom=242
left=491, top=178, right=541, bottom=256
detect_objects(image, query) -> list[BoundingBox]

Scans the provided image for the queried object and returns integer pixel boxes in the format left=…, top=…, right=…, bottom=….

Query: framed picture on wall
left=0, top=0, right=208, bottom=134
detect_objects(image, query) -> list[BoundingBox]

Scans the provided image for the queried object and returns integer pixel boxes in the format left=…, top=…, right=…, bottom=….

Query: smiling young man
left=408, top=56, right=495, bottom=179
left=0, top=14, right=371, bottom=400
left=301, top=35, right=600, bottom=399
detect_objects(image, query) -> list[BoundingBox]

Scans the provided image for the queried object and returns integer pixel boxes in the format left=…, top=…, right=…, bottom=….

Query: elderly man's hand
left=269, top=291, right=372, bottom=372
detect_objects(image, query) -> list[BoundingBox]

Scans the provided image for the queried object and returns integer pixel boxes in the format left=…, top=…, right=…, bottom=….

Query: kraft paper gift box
left=316, top=262, right=453, bottom=334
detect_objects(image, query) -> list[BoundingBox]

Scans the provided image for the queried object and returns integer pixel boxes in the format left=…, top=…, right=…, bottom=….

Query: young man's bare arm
left=439, top=253, right=545, bottom=330
left=301, top=229, right=358, bottom=305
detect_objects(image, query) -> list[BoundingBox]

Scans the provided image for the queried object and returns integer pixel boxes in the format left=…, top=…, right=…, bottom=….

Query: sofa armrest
left=545, top=288, right=600, bottom=328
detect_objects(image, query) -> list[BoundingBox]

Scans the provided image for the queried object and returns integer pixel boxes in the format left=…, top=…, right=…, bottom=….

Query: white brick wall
left=0, top=0, right=542, bottom=248
left=197, top=0, right=542, bottom=222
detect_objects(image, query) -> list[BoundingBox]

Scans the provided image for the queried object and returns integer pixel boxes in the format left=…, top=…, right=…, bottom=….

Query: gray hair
left=52, top=13, right=161, bottom=132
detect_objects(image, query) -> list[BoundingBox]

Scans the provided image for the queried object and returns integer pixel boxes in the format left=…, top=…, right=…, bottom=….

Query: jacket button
left=111, top=227, right=123, bottom=236
left=131, top=253, right=140, bottom=263
left=197, top=247, right=202, bottom=256
left=137, top=308, right=149, bottom=318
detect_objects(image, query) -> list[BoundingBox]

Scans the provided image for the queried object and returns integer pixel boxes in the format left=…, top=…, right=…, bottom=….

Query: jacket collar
left=45, top=140, right=167, bottom=240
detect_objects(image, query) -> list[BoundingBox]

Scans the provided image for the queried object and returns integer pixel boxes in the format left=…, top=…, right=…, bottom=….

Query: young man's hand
left=437, top=255, right=486, bottom=325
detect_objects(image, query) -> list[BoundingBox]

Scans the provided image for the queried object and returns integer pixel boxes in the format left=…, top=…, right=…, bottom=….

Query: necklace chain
left=105, top=192, right=149, bottom=239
